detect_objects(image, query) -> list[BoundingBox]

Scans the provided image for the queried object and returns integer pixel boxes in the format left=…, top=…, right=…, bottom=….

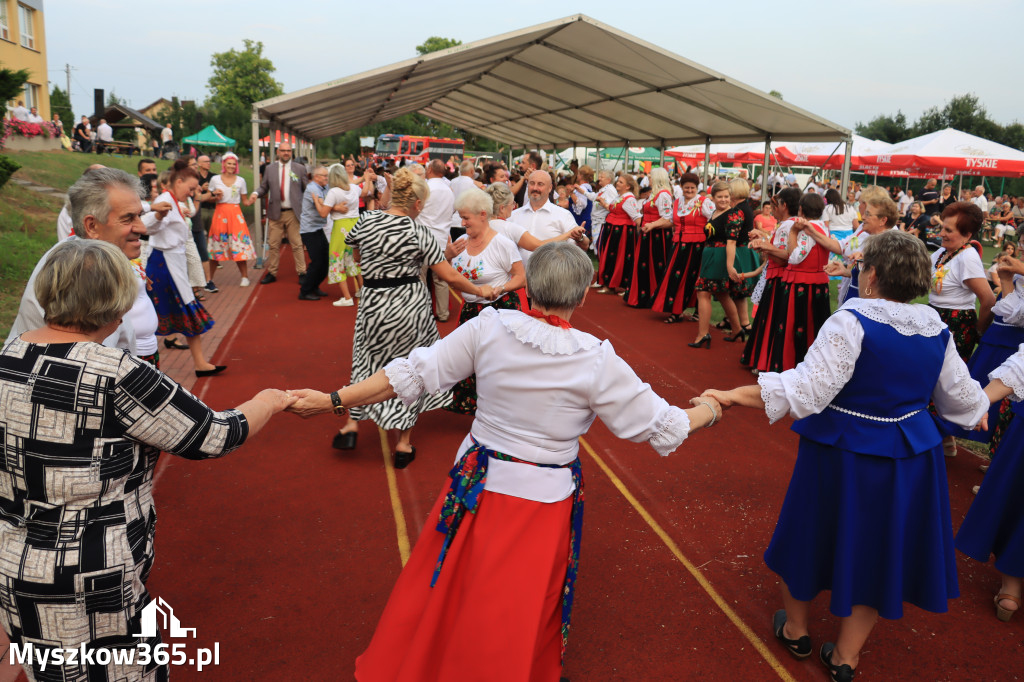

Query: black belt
left=363, top=275, right=421, bottom=289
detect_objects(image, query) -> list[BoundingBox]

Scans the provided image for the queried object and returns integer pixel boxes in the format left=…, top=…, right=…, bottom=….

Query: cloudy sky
left=44, top=0, right=1021, bottom=140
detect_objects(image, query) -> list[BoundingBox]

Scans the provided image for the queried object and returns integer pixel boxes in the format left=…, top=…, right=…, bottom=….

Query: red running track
left=130, top=253, right=1020, bottom=681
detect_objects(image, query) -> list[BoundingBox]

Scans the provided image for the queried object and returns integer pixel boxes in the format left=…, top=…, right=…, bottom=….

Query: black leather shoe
left=332, top=431, right=357, bottom=450
left=298, top=293, right=320, bottom=301
left=260, top=273, right=277, bottom=284
left=315, top=289, right=329, bottom=297
left=195, top=365, right=227, bottom=377
left=394, top=446, right=416, bottom=469
left=773, top=610, right=811, bottom=659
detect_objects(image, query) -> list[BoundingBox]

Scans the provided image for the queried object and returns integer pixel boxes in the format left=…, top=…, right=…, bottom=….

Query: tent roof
left=182, top=125, right=236, bottom=147
left=90, top=104, right=162, bottom=132
left=254, top=14, right=850, bottom=148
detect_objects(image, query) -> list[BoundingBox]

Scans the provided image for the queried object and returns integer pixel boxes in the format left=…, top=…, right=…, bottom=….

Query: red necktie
left=280, top=163, right=286, bottom=201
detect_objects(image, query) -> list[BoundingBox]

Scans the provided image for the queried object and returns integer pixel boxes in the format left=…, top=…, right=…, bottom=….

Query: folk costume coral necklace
left=932, top=243, right=970, bottom=294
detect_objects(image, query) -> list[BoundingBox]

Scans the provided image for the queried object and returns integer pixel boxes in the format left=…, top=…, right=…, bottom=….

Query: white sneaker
left=333, top=297, right=354, bottom=307
left=239, top=277, right=250, bottom=287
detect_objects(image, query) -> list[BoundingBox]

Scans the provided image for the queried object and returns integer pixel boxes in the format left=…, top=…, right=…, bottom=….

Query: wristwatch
left=329, top=391, right=346, bottom=416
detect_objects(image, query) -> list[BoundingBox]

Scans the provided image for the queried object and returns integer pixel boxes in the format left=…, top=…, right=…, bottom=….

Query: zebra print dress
left=346, top=210, right=452, bottom=429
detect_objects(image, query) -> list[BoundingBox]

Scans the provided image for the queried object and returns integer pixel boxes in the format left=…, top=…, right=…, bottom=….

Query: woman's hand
left=689, top=396, right=723, bottom=422
left=974, top=413, right=990, bottom=432
left=823, top=261, right=851, bottom=277
left=727, top=266, right=741, bottom=282
left=285, top=389, right=333, bottom=418
left=700, top=389, right=735, bottom=409
left=257, top=389, right=298, bottom=413
left=477, top=284, right=496, bottom=300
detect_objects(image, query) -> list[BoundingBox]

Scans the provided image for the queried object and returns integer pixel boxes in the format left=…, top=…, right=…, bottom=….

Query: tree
left=416, top=37, right=461, bottom=55
left=0, top=65, right=29, bottom=105
left=854, top=111, right=910, bottom=143
left=911, top=93, right=999, bottom=140
left=768, top=90, right=783, bottom=100
left=49, top=85, right=73, bottom=126
left=206, top=40, right=284, bottom=143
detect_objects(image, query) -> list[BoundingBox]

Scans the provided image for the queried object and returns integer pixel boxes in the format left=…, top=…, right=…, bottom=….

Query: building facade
left=1, top=0, right=48, bottom=118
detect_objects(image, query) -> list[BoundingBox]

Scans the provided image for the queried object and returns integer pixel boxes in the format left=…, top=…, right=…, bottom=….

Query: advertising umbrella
left=858, top=128, right=1024, bottom=178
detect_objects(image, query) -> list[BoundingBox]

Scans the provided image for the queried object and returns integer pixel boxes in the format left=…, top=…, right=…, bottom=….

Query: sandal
left=772, top=610, right=811, bottom=659
left=714, top=320, right=732, bottom=331
left=663, top=314, right=685, bottom=324
left=995, top=592, right=1021, bottom=622
left=819, top=642, right=855, bottom=682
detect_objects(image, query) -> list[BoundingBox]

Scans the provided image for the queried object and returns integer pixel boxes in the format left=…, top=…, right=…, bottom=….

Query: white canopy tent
left=249, top=14, right=852, bottom=263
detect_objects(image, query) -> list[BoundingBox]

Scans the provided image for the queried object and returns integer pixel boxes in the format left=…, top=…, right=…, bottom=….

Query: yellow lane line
left=578, top=436, right=796, bottom=682
left=378, top=427, right=411, bottom=567
left=450, top=289, right=463, bottom=304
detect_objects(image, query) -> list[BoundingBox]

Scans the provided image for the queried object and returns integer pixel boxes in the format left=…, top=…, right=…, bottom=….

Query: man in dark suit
left=250, top=142, right=307, bottom=284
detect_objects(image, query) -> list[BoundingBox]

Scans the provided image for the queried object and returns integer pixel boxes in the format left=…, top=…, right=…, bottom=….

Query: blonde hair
left=619, top=173, right=639, bottom=196
left=36, top=239, right=136, bottom=333
left=649, top=167, right=671, bottom=196
left=710, top=180, right=730, bottom=196
left=328, top=163, right=350, bottom=191
left=485, top=182, right=514, bottom=212
left=391, top=167, right=429, bottom=211
left=858, top=185, right=888, bottom=205
left=728, top=178, right=750, bottom=201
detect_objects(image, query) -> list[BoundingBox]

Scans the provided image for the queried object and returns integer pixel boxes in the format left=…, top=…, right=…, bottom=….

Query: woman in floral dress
left=206, top=153, right=257, bottom=286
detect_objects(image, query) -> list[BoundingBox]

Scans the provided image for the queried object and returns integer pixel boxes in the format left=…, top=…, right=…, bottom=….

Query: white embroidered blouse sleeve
left=623, top=197, right=642, bottom=222
left=757, top=312, right=863, bottom=423
left=588, top=342, right=690, bottom=456
left=700, top=198, right=716, bottom=219
left=989, top=343, right=1024, bottom=402
left=384, top=315, right=481, bottom=404
left=932, top=335, right=988, bottom=426
left=655, top=192, right=673, bottom=220
left=788, top=230, right=817, bottom=264
left=992, top=276, right=1024, bottom=325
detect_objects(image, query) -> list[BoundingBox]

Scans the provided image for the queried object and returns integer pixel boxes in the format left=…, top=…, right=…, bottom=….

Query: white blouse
left=146, top=191, right=190, bottom=252
left=384, top=308, right=690, bottom=503
left=616, top=193, right=642, bottom=222
left=646, top=191, right=673, bottom=221
left=451, top=233, right=521, bottom=303
left=677, top=195, right=716, bottom=220
left=788, top=220, right=829, bottom=264
left=490, top=219, right=527, bottom=247
left=992, top=274, right=1024, bottom=325
left=990, top=342, right=1024, bottom=400
left=930, top=246, right=987, bottom=310
left=587, top=184, right=618, bottom=222
left=757, top=298, right=987, bottom=427
left=210, top=175, right=247, bottom=205
left=324, top=185, right=360, bottom=220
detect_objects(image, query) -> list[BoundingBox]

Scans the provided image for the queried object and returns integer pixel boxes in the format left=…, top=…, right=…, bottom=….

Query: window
left=23, top=82, right=38, bottom=110
left=0, top=2, right=9, bottom=41
left=18, top=4, right=33, bottom=49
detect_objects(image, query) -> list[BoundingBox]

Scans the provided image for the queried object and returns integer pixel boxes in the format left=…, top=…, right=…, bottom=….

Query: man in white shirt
left=96, top=118, right=114, bottom=153
left=971, top=185, right=989, bottom=217
left=9, top=100, right=29, bottom=121
left=26, top=107, right=43, bottom=123
left=419, top=159, right=456, bottom=321
left=510, top=171, right=589, bottom=264
left=8, top=168, right=167, bottom=351
left=896, top=189, right=913, bottom=216
left=448, top=159, right=479, bottom=237
left=160, top=123, right=173, bottom=145
left=581, top=169, right=617, bottom=254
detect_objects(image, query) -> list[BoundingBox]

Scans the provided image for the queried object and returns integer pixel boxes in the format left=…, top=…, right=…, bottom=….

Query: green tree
left=416, top=37, right=461, bottom=55
left=854, top=111, right=910, bottom=143
left=206, top=40, right=284, bottom=144
left=0, top=65, right=30, bottom=104
left=768, top=90, right=783, bottom=100
left=49, top=85, right=73, bottom=129
left=911, top=93, right=999, bottom=140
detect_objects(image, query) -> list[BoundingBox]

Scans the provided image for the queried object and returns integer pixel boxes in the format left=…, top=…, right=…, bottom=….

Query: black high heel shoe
left=688, top=334, right=711, bottom=349
left=724, top=327, right=749, bottom=343
left=194, top=365, right=227, bottom=377
left=394, top=446, right=416, bottom=469
left=332, top=430, right=358, bottom=450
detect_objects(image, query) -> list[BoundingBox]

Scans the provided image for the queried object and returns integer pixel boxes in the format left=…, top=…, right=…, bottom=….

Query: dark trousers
left=300, top=230, right=329, bottom=295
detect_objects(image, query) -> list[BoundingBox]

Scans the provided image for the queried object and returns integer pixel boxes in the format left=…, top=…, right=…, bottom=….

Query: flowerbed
left=0, top=120, right=61, bottom=150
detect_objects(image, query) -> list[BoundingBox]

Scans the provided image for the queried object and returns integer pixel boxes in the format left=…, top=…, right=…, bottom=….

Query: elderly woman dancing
left=0, top=239, right=293, bottom=682
left=288, top=242, right=721, bottom=681
left=445, top=187, right=526, bottom=414
left=703, top=230, right=988, bottom=682
left=330, top=167, right=495, bottom=468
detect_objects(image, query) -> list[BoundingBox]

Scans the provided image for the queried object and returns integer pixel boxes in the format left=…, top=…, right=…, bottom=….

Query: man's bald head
left=427, top=159, right=446, bottom=178
left=527, top=170, right=552, bottom=208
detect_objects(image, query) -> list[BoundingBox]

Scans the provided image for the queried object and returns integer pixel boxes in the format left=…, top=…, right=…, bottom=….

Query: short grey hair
left=36, top=239, right=136, bottom=332
left=68, top=168, right=142, bottom=237
left=526, top=242, right=594, bottom=311
left=406, top=162, right=425, bottom=177
left=485, top=182, right=514, bottom=211
left=459, top=159, right=475, bottom=176
left=454, top=187, right=493, bottom=217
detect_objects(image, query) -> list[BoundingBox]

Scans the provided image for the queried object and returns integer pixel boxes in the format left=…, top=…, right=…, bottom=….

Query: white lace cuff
left=383, top=358, right=425, bottom=406
left=648, top=406, right=690, bottom=456
left=757, top=373, right=789, bottom=424
left=990, top=347, right=1024, bottom=401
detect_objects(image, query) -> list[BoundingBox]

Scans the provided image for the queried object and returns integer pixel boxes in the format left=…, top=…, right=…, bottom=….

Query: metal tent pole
left=761, top=135, right=771, bottom=197
left=703, top=137, right=711, bottom=187
left=840, top=137, right=852, bottom=199
left=251, top=109, right=264, bottom=268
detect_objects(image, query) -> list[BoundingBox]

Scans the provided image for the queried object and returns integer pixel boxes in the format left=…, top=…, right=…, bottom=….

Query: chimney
left=94, top=89, right=104, bottom=119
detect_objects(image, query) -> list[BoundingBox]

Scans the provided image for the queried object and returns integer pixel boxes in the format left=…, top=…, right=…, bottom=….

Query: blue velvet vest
left=792, top=310, right=950, bottom=459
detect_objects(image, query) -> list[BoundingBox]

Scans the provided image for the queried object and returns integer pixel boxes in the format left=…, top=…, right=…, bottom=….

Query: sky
left=43, top=0, right=1022, bottom=141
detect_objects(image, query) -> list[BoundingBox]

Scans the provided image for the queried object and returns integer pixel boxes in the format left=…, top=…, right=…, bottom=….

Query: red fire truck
left=375, top=134, right=465, bottom=165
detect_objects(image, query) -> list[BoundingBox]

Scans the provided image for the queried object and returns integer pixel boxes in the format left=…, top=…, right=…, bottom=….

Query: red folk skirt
left=355, top=487, right=572, bottom=682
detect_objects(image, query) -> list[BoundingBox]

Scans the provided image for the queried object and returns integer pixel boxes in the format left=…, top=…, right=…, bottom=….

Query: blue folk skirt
left=764, top=437, right=959, bottom=619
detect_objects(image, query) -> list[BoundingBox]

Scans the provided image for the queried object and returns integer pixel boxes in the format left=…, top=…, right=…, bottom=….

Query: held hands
left=974, top=413, right=989, bottom=432
left=568, top=226, right=586, bottom=241
left=727, top=266, right=742, bottom=283
left=477, top=284, right=496, bottom=300
left=284, top=388, right=333, bottom=418
left=689, top=396, right=723, bottom=427
left=700, top=389, right=734, bottom=409
left=996, top=254, right=1024, bottom=275
left=823, top=260, right=851, bottom=277
left=258, top=389, right=298, bottom=413
left=150, top=201, right=172, bottom=219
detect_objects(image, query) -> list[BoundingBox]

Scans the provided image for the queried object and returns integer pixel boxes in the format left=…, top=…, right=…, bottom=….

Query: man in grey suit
left=250, top=142, right=307, bottom=283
